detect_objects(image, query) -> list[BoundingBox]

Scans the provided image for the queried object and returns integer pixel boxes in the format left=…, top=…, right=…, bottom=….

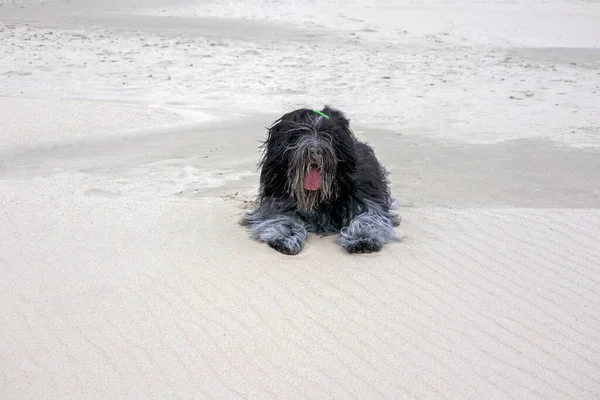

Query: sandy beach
left=1, top=0, right=599, bottom=398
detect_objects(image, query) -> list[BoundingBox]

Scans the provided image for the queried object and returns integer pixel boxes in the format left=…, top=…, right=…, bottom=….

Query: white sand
left=1, top=0, right=600, bottom=398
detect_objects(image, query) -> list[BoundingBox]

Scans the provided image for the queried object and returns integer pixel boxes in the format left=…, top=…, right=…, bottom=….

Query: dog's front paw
left=342, top=238, right=382, bottom=254
left=268, top=238, right=302, bottom=255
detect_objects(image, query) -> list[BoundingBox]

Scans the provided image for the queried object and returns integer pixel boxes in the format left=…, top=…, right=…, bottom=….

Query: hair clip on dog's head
left=313, top=110, right=330, bottom=119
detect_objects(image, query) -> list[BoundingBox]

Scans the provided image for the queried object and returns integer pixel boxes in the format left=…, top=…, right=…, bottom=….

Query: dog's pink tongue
left=304, top=166, right=320, bottom=190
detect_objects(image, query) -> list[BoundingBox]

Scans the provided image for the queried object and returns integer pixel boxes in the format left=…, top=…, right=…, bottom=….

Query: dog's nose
left=310, top=148, right=321, bottom=157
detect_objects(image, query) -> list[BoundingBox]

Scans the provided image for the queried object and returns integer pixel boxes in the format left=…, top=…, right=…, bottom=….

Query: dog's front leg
left=338, top=204, right=398, bottom=254
left=243, top=213, right=307, bottom=255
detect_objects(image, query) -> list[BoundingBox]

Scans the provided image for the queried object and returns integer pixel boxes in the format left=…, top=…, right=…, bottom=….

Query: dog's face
left=258, top=106, right=357, bottom=212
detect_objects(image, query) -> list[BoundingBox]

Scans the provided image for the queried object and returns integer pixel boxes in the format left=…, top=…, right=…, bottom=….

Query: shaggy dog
left=241, top=105, right=400, bottom=255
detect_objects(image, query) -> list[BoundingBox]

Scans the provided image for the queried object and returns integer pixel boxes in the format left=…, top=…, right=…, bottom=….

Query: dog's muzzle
left=304, top=148, right=322, bottom=191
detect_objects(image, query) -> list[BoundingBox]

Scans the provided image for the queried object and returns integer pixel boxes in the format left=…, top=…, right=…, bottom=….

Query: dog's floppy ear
left=257, top=116, right=290, bottom=195
left=261, top=116, right=288, bottom=163
left=322, top=105, right=352, bottom=132
left=264, top=117, right=283, bottom=145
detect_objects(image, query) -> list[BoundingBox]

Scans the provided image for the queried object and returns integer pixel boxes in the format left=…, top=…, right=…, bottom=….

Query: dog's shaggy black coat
left=241, top=105, right=400, bottom=255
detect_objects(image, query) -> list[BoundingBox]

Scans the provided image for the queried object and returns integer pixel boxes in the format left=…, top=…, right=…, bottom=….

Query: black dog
left=241, top=106, right=400, bottom=255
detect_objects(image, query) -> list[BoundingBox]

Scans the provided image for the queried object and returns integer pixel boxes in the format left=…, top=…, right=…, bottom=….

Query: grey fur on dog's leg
left=338, top=200, right=398, bottom=254
left=242, top=213, right=307, bottom=255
